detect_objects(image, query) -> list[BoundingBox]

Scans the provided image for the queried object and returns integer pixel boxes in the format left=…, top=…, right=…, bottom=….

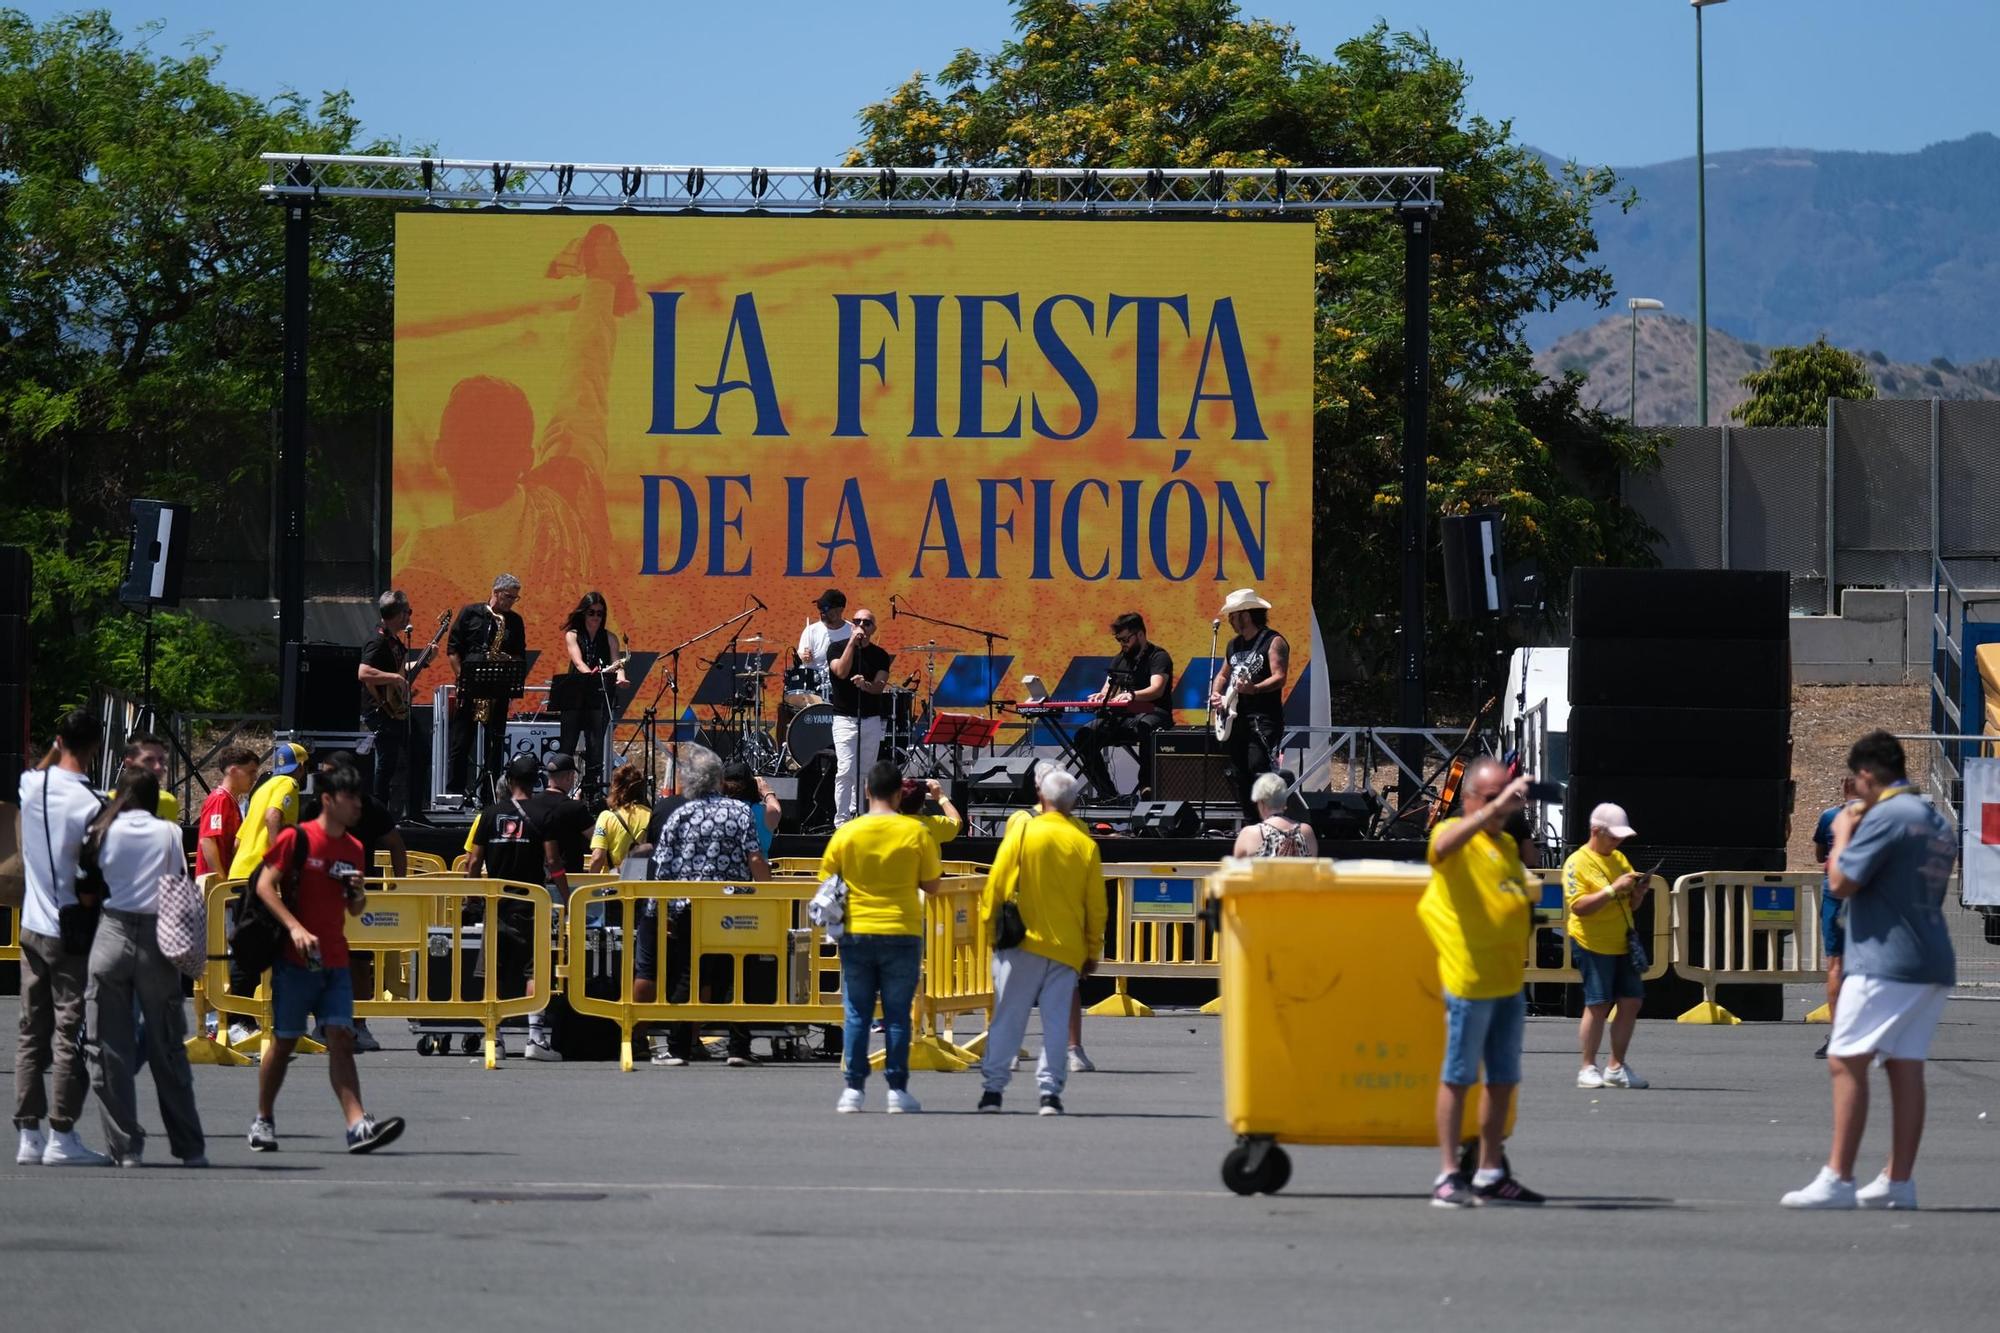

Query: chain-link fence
left=1627, top=401, right=2000, bottom=610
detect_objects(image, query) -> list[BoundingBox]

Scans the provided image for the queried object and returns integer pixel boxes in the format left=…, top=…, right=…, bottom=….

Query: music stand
left=922, top=711, right=1002, bottom=800
left=460, top=657, right=529, bottom=806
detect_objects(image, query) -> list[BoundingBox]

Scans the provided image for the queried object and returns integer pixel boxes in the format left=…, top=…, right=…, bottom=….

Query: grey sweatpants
left=14, top=927, right=90, bottom=1131
left=85, top=909, right=205, bottom=1161
left=980, top=948, right=1080, bottom=1097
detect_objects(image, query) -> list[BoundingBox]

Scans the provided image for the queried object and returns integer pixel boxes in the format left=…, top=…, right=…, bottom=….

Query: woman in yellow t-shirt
left=587, top=765, right=653, bottom=873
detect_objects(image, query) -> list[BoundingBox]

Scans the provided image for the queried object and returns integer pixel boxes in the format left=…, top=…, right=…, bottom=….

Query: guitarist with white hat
left=1209, top=588, right=1290, bottom=823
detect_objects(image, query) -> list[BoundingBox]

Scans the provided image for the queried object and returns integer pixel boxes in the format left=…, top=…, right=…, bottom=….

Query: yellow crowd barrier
left=1088, top=863, right=1223, bottom=1017
left=193, top=874, right=554, bottom=1069
left=770, top=855, right=988, bottom=880
left=375, top=849, right=450, bottom=876
left=565, top=879, right=845, bottom=1070
left=1671, top=871, right=1828, bottom=1024
left=1525, top=870, right=1673, bottom=985
left=891, top=875, right=996, bottom=1072
left=1, top=903, right=20, bottom=964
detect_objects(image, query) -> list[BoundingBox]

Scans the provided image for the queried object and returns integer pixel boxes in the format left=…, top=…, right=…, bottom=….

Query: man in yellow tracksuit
left=976, top=769, right=1106, bottom=1116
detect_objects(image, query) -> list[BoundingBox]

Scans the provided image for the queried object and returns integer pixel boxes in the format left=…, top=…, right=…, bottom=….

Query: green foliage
left=847, top=0, right=1658, bottom=703
left=0, top=9, right=405, bottom=732
left=1731, top=336, right=1877, bottom=427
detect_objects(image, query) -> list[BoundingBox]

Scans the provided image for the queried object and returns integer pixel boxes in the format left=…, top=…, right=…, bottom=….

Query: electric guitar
left=370, top=609, right=451, bottom=721
left=1211, top=664, right=1253, bottom=742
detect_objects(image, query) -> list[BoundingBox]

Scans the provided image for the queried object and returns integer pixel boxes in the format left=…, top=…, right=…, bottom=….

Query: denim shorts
left=1820, top=890, right=1845, bottom=958
left=271, top=961, right=355, bottom=1039
left=1441, top=989, right=1526, bottom=1086
left=1575, top=945, right=1646, bottom=1007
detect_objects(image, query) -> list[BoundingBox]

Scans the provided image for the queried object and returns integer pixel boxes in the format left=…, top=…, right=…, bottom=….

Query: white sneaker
left=885, top=1089, right=923, bottom=1114
left=16, top=1127, right=47, bottom=1165
left=42, top=1129, right=111, bottom=1167
left=117, top=1149, right=144, bottom=1169
left=836, top=1088, right=865, bottom=1114
left=1856, top=1171, right=1918, bottom=1210
left=1781, top=1166, right=1857, bottom=1209
left=523, top=1039, right=564, bottom=1063
left=1576, top=1065, right=1605, bottom=1089
left=351, top=1021, right=382, bottom=1054
left=1067, top=1046, right=1095, bottom=1074
left=1602, top=1063, right=1648, bottom=1089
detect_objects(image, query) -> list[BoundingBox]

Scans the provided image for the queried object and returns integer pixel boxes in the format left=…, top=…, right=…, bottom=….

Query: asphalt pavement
left=2, top=995, right=1996, bottom=1333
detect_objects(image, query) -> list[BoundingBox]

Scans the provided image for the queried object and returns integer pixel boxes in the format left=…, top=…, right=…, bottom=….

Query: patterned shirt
left=650, top=795, right=761, bottom=896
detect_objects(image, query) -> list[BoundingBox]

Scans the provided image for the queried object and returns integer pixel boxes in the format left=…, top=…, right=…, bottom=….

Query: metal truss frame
left=259, top=154, right=1441, bottom=215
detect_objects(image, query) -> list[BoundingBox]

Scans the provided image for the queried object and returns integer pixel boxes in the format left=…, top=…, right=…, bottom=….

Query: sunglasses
left=852, top=618, right=876, bottom=627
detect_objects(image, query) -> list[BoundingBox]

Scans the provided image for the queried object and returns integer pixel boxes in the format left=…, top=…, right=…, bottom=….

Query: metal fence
left=1625, top=400, right=2000, bottom=612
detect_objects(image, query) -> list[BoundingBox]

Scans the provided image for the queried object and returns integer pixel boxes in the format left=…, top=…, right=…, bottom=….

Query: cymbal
left=735, top=635, right=769, bottom=646
left=735, top=669, right=774, bottom=678
left=899, top=641, right=964, bottom=655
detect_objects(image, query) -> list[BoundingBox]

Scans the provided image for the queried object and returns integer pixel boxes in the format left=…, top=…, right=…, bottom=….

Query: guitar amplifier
left=1151, top=729, right=1232, bottom=803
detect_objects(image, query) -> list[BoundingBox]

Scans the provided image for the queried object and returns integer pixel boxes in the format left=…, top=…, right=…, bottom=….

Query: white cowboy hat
left=1219, top=588, right=1273, bottom=615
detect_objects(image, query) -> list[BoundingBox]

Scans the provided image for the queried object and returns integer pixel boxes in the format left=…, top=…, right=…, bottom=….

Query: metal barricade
left=1671, top=871, right=1828, bottom=1024
left=565, top=880, right=844, bottom=1070
left=375, top=849, right=451, bottom=876
left=1088, top=863, right=1223, bottom=1017
left=898, top=876, right=995, bottom=1071
left=770, top=855, right=987, bottom=879
left=194, top=875, right=554, bottom=1069
left=1524, top=871, right=1672, bottom=984
left=1, top=903, right=19, bottom=964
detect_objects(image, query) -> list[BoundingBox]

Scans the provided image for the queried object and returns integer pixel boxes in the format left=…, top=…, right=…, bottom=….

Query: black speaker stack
left=0, top=546, right=29, bottom=794
left=1565, top=569, right=1793, bottom=871
left=281, top=641, right=365, bottom=732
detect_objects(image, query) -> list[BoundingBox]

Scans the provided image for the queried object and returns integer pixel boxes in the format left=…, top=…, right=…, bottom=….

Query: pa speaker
left=1563, top=774, right=1792, bottom=849
left=965, top=755, right=1039, bottom=803
left=1154, top=750, right=1234, bottom=803
left=281, top=641, right=363, bottom=732
left=1129, top=799, right=1197, bottom=837
left=117, top=499, right=191, bottom=608
left=1300, top=790, right=1380, bottom=840
left=1441, top=510, right=1505, bottom=620
left=1568, top=637, right=1790, bottom=710
left=1571, top=569, right=1789, bottom=642
left=1567, top=706, right=1791, bottom=779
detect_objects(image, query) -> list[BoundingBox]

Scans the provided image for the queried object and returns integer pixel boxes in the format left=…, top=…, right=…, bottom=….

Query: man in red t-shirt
left=194, top=747, right=260, bottom=878
left=246, top=764, right=404, bottom=1155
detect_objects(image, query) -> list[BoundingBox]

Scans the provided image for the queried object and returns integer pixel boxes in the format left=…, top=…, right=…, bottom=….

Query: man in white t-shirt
left=795, top=588, right=852, bottom=681
left=14, top=710, right=113, bottom=1167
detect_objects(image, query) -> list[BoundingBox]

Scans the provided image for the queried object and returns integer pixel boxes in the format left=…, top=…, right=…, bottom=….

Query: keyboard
left=1013, top=699, right=1148, bottom=716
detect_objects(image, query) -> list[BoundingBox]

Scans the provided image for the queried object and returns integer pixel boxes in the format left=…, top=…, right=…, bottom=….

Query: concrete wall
left=1790, top=587, right=2000, bottom=685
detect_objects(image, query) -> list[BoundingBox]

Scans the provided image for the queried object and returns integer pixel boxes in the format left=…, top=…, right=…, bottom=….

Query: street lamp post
left=1628, top=297, right=1665, bottom=422
left=1692, top=0, right=1727, bottom=427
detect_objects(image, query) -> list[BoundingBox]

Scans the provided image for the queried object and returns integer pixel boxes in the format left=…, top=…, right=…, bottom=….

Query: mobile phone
left=1642, top=858, right=1665, bottom=878
left=1526, top=780, right=1564, bottom=802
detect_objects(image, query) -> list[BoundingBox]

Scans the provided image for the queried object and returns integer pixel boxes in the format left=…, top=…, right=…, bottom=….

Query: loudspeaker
left=1129, top=799, right=1197, bottom=837
left=1568, top=637, right=1790, bottom=709
left=1154, top=750, right=1234, bottom=803
left=281, top=641, right=364, bottom=732
left=1300, top=790, right=1380, bottom=840
left=117, top=499, right=191, bottom=608
left=964, top=755, right=1039, bottom=803
left=1563, top=774, right=1793, bottom=849
left=1153, top=728, right=1220, bottom=756
left=1567, top=706, right=1792, bottom=779
left=1441, top=510, right=1504, bottom=620
left=1570, top=569, right=1789, bottom=641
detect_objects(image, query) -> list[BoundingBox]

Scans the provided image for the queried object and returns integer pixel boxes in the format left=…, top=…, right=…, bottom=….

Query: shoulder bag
left=230, top=824, right=309, bottom=976
left=991, top=823, right=1030, bottom=951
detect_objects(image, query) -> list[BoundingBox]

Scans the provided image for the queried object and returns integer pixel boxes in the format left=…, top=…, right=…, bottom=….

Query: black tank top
left=569, top=625, right=612, bottom=673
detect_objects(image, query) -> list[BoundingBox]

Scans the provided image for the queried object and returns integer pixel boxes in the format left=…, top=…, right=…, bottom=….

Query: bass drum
left=782, top=703, right=837, bottom=770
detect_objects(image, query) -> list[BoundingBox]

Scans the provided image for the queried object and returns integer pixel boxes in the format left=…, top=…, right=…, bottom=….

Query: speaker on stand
left=117, top=499, right=191, bottom=735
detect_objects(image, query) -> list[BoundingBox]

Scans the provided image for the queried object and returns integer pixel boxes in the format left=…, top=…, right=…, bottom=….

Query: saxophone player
left=448, top=573, right=528, bottom=804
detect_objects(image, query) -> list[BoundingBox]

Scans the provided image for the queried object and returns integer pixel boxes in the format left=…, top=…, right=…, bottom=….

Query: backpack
left=229, top=824, right=309, bottom=976
left=155, top=862, right=207, bottom=979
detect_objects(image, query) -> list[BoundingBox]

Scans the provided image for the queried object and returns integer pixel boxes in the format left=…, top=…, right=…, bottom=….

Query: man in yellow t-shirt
left=222, top=741, right=308, bottom=1043
left=1417, top=756, right=1539, bottom=1208
left=1563, top=802, right=1652, bottom=1092
left=976, top=769, right=1105, bottom=1116
left=819, top=761, right=941, bottom=1114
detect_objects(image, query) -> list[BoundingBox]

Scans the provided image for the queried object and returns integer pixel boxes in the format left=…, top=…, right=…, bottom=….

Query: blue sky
left=19, top=1, right=1996, bottom=168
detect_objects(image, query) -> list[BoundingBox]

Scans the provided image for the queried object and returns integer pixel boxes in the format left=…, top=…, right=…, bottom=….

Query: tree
left=847, top=0, right=1659, bottom=709
left=1732, top=337, right=1877, bottom=427
left=0, top=9, right=408, bottom=729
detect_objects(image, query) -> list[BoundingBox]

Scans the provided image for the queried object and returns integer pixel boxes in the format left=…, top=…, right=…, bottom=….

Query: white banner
left=1961, top=758, right=2000, bottom=906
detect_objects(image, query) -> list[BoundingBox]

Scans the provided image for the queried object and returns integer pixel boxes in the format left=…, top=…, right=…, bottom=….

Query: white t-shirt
left=17, top=767, right=105, bottom=937
left=97, top=808, right=186, bottom=915
left=797, top=618, right=854, bottom=667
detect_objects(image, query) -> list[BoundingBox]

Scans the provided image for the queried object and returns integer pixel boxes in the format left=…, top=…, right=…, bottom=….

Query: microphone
left=1212, top=618, right=1221, bottom=631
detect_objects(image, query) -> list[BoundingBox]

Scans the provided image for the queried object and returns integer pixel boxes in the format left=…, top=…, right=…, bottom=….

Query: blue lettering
left=1149, top=453, right=1206, bottom=581
left=1214, top=478, right=1269, bottom=580
left=686, top=293, right=787, bottom=437
left=1061, top=480, right=1112, bottom=582
left=1181, top=298, right=1266, bottom=441
left=640, top=474, right=699, bottom=575
left=1118, top=479, right=1143, bottom=581
left=1030, top=295, right=1097, bottom=441
left=910, top=295, right=944, bottom=438
left=817, top=478, right=881, bottom=579
left=833, top=293, right=898, bottom=438
left=1106, top=294, right=1189, bottom=440
left=707, top=475, right=751, bottom=576
left=957, top=294, right=1023, bottom=439
left=1029, top=478, right=1055, bottom=580
left=978, top=478, right=1023, bottom=580
left=911, top=480, right=971, bottom=579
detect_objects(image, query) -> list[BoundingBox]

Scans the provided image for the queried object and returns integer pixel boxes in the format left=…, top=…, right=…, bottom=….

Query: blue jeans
left=1441, top=989, right=1526, bottom=1087
left=839, top=934, right=921, bottom=1091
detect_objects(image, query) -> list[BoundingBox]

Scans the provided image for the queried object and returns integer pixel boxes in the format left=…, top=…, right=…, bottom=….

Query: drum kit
left=705, top=636, right=967, bottom=776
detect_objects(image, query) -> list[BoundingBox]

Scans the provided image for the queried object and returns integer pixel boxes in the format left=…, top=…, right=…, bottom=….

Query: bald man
left=826, top=607, right=891, bottom=825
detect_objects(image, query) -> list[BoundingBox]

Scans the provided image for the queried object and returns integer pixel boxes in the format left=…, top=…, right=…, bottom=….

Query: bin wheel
left=415, top=1035, right=436, bottom=1056
left=461, top=1034, right=482, bottom=1055
left=1221, top=1140, right=1291, bottom=1195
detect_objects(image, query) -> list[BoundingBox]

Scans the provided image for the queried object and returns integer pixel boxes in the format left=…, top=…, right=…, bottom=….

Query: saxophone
left=470, top=609, right=509, bottom=726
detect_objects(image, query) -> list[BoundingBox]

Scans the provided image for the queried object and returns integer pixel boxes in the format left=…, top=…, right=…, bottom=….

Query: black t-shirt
left=1108, top=642, right=1174, bottom=723
left=450, top=603, right=527, bottom=661
left=475, top=798, right=549, bottom=886
left=358, top=627, right=405, bottom=717
left=1225, top=628, right=1286, bottom=721
left=830, top=642, right=891, bottom=718
left=524, top=789, right=593, bottom=872
left=644, top=795, right=688, bottom=846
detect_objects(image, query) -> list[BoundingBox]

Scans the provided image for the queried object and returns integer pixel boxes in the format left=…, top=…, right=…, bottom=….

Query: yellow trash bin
left=1207, top=857, right=1511, bottom=1195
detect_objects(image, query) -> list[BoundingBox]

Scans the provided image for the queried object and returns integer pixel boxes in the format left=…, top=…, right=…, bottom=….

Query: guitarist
left=358, top=591, right=448, bottom=818
left=1210, top=588, right=1290, bottom=823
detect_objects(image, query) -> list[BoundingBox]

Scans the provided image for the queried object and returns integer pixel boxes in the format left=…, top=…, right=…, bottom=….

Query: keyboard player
left=1074, top=612, right=1174, bottom=802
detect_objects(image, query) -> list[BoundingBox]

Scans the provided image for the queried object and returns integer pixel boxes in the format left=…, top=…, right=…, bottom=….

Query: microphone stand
left=892, top=598, right=1010, bottom=754
left=1201, top=618, right=1222, bottom=834
left=623, top=606, right=756, bottom=795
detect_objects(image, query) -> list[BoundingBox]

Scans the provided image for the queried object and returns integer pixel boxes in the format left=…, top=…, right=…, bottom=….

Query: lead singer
left=558, top=591, right=628, bottom=795
left=827, top=609, right=891, bottom=824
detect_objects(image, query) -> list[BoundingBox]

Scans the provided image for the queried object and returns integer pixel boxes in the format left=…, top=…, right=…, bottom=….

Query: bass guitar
left=369, top=609, right=451, bottom=721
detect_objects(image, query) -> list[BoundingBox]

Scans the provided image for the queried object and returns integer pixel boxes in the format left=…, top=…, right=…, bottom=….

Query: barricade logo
left=719, top=915, right=762, bottom=931
left=953, top=908, right=969, bottom=926
left=359, top=911, right=401, bottom=928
